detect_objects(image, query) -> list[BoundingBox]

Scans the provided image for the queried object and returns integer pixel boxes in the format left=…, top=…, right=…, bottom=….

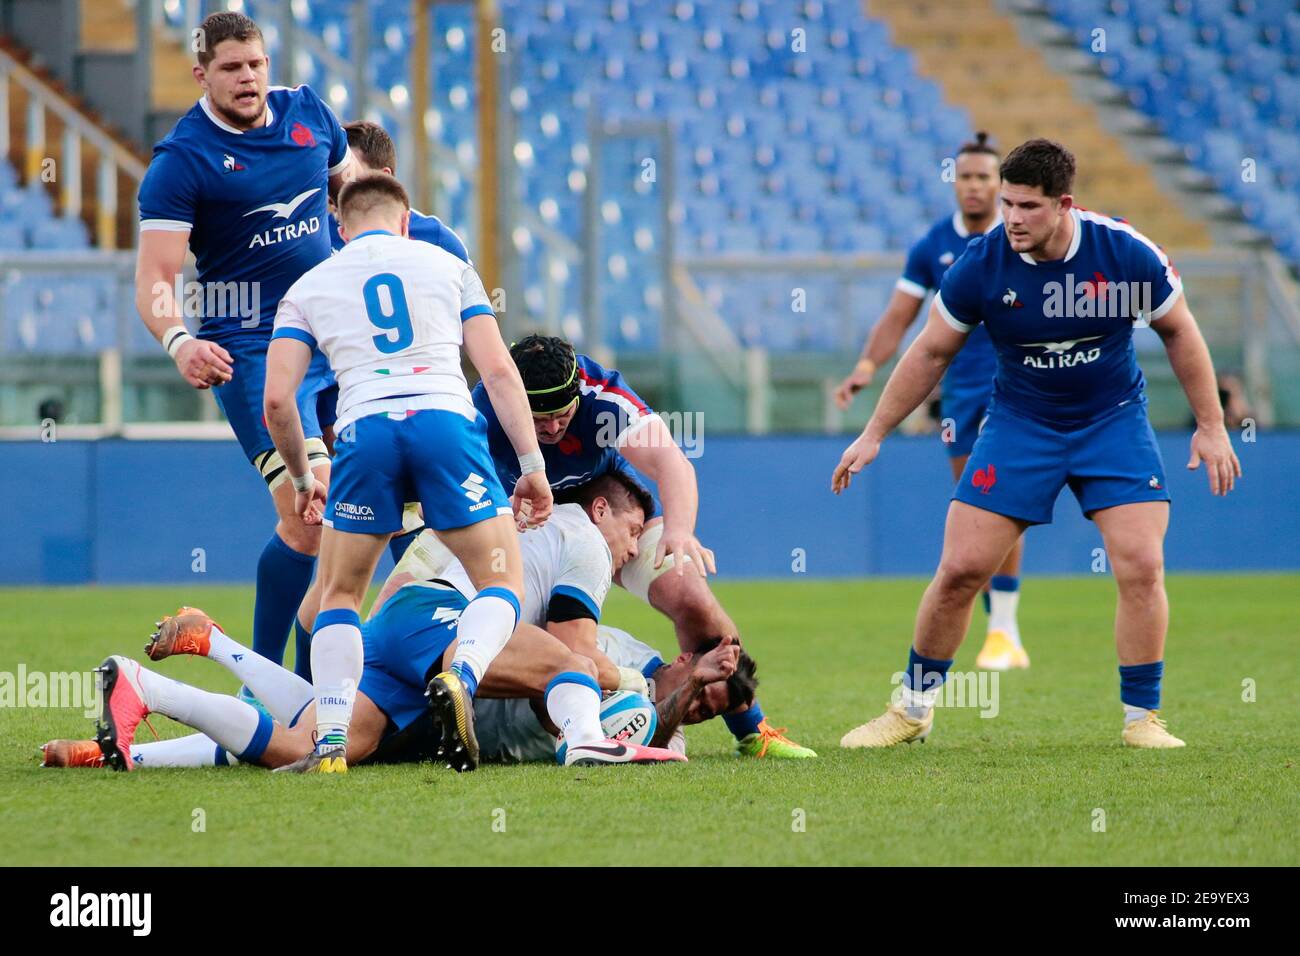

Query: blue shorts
left=317, top=384, right=339, bottom=432
left=210, top=336, right=335, bottom=460
left=325, top=408, right=511, bottom=534
left=359, top=583, right=467, bottom=732
left=939, top=385, right=992, bottom=460
left=953, top=401, right=1170, bottom=525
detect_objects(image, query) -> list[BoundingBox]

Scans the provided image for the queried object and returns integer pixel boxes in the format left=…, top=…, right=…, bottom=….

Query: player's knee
left=1113, top=549, right=1164, bottom=592
left=277, top=520, right=321, bottom=555
left=934, top=557, right=991, bottom=597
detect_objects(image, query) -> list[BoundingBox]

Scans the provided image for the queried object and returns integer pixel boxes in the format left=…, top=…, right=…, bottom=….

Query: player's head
left=555, top=472, right=652, bottom=570
left=344, top=121, right=398, bottom=175
left=954, top=132, right=1001, bottom=220
left=652, top=637, right=759, bottom=725
left=336, top=172, right=412, bottom=242
left=193, top=12, right=268, bottom=131
left=511, top=334, right=580, bottom=444
left=999, top=138, right=1076, bottom=256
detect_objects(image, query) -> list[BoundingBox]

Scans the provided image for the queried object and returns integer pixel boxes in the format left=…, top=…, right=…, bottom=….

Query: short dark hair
left=694, top=637, right=759, bottom=712
left=196, top=12, right=264, bottom=68
left=1000, top=138, right=1076, bottom=197
left=337, top=172, right=410, bottom=224
left=345, top=121, right=397, bottom=173
left=554, top=471, right=653, bottom=525
left=957, top=130, right=1000, bottom=162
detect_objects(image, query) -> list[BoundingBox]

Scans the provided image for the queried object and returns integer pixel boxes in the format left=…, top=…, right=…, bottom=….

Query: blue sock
left=388, top=532, right=412, bottom=566
left=451, top=660, right=479, bottom=698
left=252, top=533, right=316, bottom=666
left=903, top=646, right=953, bottom=694
left=1119, top=661, right=1164, bottom=710
left=293, top=617, right=313, bottom=682
left=723, top=700, right=765, bottom=740
left=990, top=574, right=1019, bottom=593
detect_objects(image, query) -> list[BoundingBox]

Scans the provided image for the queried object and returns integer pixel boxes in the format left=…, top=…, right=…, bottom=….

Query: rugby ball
left=555, top=691, right=658, bottom=763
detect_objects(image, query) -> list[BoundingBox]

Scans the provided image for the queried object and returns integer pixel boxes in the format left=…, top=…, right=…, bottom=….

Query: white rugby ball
left=555, top=690, right=657, bottom=763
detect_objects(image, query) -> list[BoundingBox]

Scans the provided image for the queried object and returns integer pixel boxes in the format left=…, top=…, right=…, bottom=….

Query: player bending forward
left=832, top=139, right=1240, bottom=749
left=42, top=478, right=698, bottom=769
left=262, top=172, right=553, bottom=772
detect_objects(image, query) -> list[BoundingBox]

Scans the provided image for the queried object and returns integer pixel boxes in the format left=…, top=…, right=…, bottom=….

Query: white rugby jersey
left=271, top=230, right=494, bottom=430
left=474, top=624, right=677, bottom=764
left=439, top=503, right=612, bottom=627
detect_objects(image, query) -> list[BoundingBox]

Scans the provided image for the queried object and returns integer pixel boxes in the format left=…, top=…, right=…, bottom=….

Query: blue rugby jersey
left=898, top=212, right=999, bottom=395
left=137, top=86, right=349, bottom=342
left=934, top=207, right=1182, bottom=428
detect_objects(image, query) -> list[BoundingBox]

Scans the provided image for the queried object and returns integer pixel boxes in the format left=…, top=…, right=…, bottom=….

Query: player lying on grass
left=40, top=619, right=745, bottom=771
left=832, top=139, right=1241, bottom=749
left=41, top=479, right=747, bottom=769
left=391, top=334, right=814, bottom=760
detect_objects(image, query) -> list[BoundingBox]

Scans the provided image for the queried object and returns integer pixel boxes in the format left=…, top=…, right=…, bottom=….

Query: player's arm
left=832, top=303, right=968, bottom=493
left=1151, top=295, right=1242, bottom=495
left=649, top=637, right=739, bottom=746
left=834, top=288, right=926, bottom=409
left=264, top=331, right=325, bottom=520
left=545, top=618, right=622, bottom=691
left=462, top=297, right=553, bottom=528
left=619, top=421, right=716, bottom=577
left=134, top=229, right=233, bottom=389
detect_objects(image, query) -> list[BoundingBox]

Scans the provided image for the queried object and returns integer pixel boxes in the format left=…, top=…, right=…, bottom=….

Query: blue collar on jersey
left=352, top=229, right=395, bottom=240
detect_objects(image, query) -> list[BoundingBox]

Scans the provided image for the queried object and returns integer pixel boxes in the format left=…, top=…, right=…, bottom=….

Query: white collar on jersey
left=1018, top=207, right=1082, bottom=265
left=951, top=209, right=1002, bottom=238
left=199, top=94, right=274, bottom=134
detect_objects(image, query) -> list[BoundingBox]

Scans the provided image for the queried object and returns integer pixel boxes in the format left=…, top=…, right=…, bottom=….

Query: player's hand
left=511, top=472, right=553, bottom=530
left=832, top=430, right=882, bottom=494
left=174, top=338, right=234, bottom=390
left=1188, top=422, right=1242, bottom=496
left=833, top=359, right=876, bottom=410
left=692, top=635, right=739, bottom=685
left=655, top=527, right=717, bottom=577
left=295, top=478, right=328, bottom=524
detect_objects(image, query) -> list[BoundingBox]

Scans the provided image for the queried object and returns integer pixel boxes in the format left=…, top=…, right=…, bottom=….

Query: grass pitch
left=1, top=575, right=1295, bottom=866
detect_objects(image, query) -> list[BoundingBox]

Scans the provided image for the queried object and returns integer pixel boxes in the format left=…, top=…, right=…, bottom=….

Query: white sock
left=129, top=733, right=240, bottom=768
left=134, top=664, right=266, bottom=760
left=311, top=612, right=364, bottom=751
left=545, top=675, right=604, bottom=748
left=449, top=589, right=520, bottom=693
left=900, top=685, right=937, bottom=720
left=1123, top=704, right=1151, bottom=725
left=208, top=625, right=314, bottom=725
left=989, top=587, right=1021, bottom=644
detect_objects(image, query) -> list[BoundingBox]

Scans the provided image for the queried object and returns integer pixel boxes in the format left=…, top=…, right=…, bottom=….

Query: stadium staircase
left=867, top=0, right=1213, bottom=248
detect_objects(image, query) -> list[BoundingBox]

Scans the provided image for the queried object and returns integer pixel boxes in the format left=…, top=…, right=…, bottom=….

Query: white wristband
left=518, top=451, right=546, bottom=476
left=163, top=326, right=194, bottom=359
left=290, top=473, right=314, bottom=494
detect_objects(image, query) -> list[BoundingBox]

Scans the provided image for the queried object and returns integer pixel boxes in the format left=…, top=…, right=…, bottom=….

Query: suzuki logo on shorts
left=432, top=607, right=462, bottom=627
left=462, top=473, right=488, bottom=503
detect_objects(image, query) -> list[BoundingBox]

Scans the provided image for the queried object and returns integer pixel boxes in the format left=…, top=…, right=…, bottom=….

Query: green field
left=1, top=575, right=1295, bottom=866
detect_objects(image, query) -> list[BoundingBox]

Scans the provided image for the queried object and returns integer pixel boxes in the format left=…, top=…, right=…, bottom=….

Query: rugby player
left=834, top=132, right=1029, bottom=670
left=41, top=476, right=710, bottom=769
left=134, top=11, right=354, bottom=693
left=261, top=173, right=552, bottom=772
left=833, top=139, right=1241, bottom=749
left=394, top=334, right=816, bottom=758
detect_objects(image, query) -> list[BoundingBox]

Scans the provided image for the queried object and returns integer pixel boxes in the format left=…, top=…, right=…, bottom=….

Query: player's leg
left=1092, top=502, right=1182, bottom=748
left=621, top=509, right=816, bottom=759
left=1069, top=402, right=1180, bottom=747
left=842, top=500, right=1027, bottom=749
left=81, top=655, right=282, bottom=771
